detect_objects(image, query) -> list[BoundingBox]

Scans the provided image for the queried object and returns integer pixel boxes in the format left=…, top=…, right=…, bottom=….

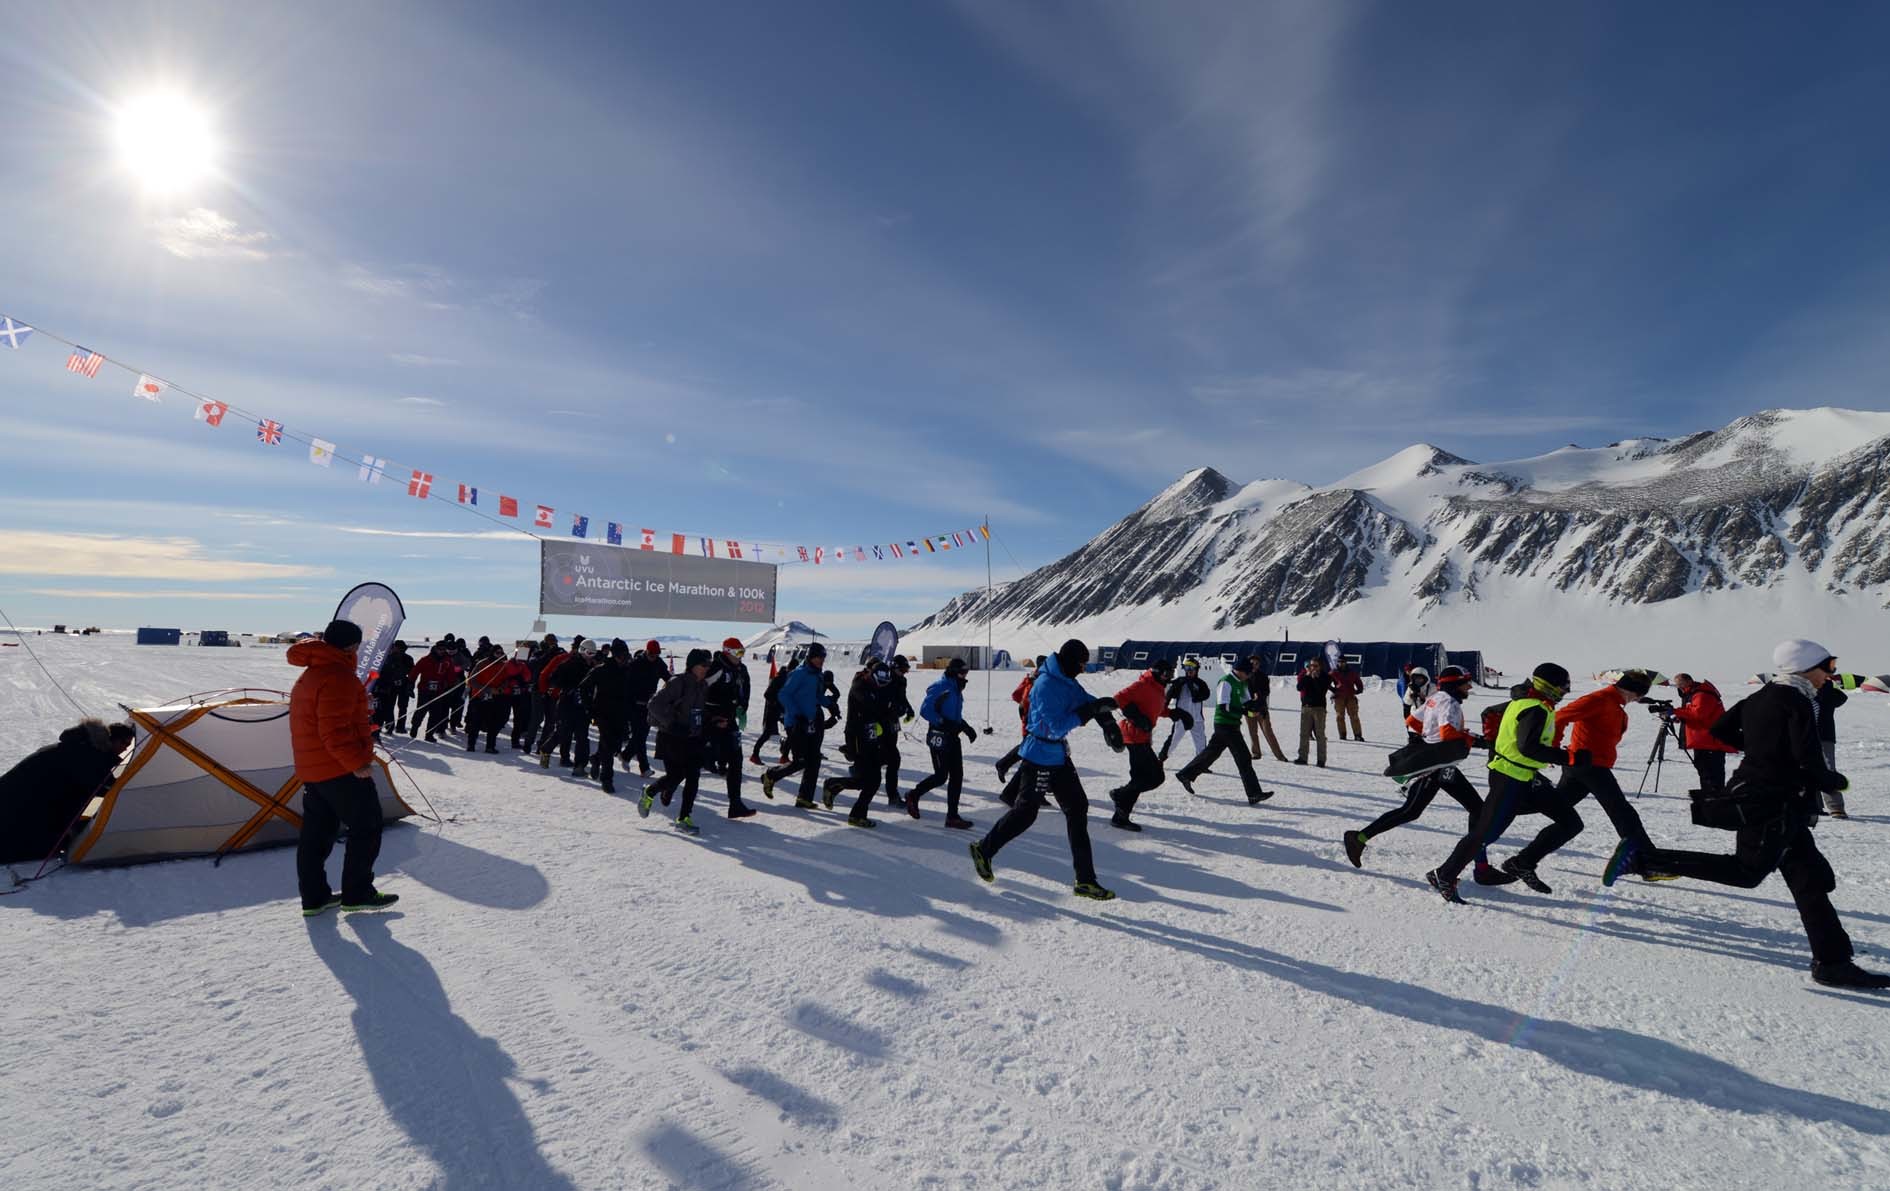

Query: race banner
left=333, top=581, right=407, bottom=687
left=539, top=540, right=777, bottom=623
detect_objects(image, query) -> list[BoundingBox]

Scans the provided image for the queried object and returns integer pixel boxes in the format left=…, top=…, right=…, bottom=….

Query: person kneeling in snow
left=0, top=718, right=135, bottom=867
left=968, top=640, right=1124, bottom=901
left=289, top=620, right=397, bottom=916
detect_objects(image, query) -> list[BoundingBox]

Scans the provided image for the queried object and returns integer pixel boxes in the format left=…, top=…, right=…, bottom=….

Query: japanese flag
left=133, top=374, right=167, bottom=402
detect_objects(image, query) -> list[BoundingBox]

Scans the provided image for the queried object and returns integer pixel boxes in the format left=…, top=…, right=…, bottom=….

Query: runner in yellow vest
left=1427, top=663, right=1580, bottom=904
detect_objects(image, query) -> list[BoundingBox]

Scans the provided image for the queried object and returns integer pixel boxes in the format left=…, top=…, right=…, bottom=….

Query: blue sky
left=2, top=1, right=1888, bottom=641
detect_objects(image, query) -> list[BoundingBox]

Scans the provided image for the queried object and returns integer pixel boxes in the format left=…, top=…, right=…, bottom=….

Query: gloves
left=1172, top=708, right=1194, bottom=731
left=1157, top=741, right=1172, bottom=763
left=1123, top=706, right=1154, bottom=733
left=1573, top=749, right=1593, bottom=767
left=1098, top=713, right=1124, bottom=753
left=822, top=711, right=841, bottom=730
left=1077, top=697, right=1119, bottom=724
left=959, top=723, right=978, bottom=742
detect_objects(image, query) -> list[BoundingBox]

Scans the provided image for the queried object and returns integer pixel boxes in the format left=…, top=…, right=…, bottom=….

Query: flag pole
left=983, top=516, right=994, bottom=730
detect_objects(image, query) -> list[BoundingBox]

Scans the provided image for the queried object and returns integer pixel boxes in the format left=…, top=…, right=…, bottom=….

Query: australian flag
left=571, top=514, right=589, bottom=538
left=606, top=522, right=623, bottom=546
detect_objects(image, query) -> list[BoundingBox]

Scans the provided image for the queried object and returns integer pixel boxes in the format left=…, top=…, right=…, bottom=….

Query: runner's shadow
left=1022, top=899, right=1890, bottom=1133
left=307, top=913, right=578, bottom=1188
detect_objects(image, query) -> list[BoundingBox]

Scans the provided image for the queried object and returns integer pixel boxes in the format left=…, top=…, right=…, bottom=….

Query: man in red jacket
left=1108, top=659, right=1191, bottom=831
left=1671, top=673, right=1736, bottom=792
left=288, top=620, right=396, bottom=916
left=1331, top=662, right=1364, bottom=741
left=410, top=641, right=464, bottom=743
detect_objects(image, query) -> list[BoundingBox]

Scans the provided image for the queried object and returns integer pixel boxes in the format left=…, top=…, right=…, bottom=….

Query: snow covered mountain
left=742, top=620, right=825, bottom=653
left=907, top=408, right=1890, bottom=670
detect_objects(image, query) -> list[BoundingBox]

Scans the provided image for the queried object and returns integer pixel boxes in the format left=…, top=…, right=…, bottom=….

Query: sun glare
left=114, top=92, right=218, bottom=196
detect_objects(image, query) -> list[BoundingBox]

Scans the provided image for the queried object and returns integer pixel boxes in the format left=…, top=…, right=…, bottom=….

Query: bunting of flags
left=0, top=308, right=994, bottom=564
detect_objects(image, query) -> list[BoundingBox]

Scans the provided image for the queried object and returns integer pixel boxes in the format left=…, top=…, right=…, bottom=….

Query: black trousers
left=1177, top=722, right=1262, bottom=799
left=706, top=726, right=745, bottom=808
left=594, top=714, right=629, bottom=789
left=752, top=707, right=782, bottom=757
left=648, top=738, right=702, bottom=819
left=509, top=693, right=533, bottom=747
left=447, top=682, right=466, bottom=730
left=296, top=774, right=383, bottom=908
left=909, top=732, right=966, bottom=817
left=884, top=744, right=903, bottom=800
left=1640, top=810, right=1852, bottom=964
left=1557, top=763, right=1652, bottom=852
left=1364, top=766, right=1482, bottom=839
left=391, top=686, right=412, bottom=733
left=467, top=695, right=507, bottom=750
left=549, top=693, right=590, bottom=768
left=371, top=684, right=399, bottom=729
left=842, top=758, right=884, bottom=820
left=622, top=704, right=653, bottom=771
left=1691, top=750, right=1727, bottom=792
left=533, top=692, right=559, bottom=753
left=980, top=760, right=1097, bottom=885
left=764, top=724, right=823, bottom=798
left=1110, top=743, right=1165, bottom=817
left=1438, top=770, right=1583, bottom=881
left=997, top=741, right=1023, bottom=772
left=419, top=693, right=453, bottom=741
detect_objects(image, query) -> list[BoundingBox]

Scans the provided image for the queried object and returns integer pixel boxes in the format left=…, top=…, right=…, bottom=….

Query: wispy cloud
left=391, top=353, right=461, bottom=367
left=406, top=598, right=534, bottom=609
left=152, top=208, right=275, bottom=261
left=325, top=526, right=526, bottom=541
left=0, top=531, right=328, bottom=580
left=394, top=396, right=446, bottom=408
left=23, top=587, right=307, bottom=601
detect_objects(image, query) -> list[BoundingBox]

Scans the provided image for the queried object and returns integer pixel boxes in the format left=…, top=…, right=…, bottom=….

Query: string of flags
left=2, top=310, right=993, bottom=565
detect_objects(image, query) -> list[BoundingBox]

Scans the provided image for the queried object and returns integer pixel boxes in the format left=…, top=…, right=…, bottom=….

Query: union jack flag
left=256, top=419, right=283, bottom=445
left=66, top=346, right=104, bottom=377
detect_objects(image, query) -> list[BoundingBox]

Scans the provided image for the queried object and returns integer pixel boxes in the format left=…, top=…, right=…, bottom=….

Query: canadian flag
left=408, top=471, right=433, bottom=499
left=814, top=547, right=824, bottom=565
left=725, top=540, right=743, bottom=559
left=193, top=399, right=228, bottom=426
left=640, top=528, right=655, bottom=551
left=534, top=505, right=554, bottom=528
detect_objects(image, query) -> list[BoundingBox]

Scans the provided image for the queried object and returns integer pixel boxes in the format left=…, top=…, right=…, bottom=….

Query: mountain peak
left=1139, top=466, right=1237, bottom=522
left=1335, top=444, right=1473, bottom=492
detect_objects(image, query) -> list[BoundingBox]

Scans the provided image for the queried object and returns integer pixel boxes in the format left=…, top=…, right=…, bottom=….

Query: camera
left=1642, top=698, right=1675, bottom=716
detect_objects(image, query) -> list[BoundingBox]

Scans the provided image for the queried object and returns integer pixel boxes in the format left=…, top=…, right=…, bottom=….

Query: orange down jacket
left=288, top=640, right=377, bottom=783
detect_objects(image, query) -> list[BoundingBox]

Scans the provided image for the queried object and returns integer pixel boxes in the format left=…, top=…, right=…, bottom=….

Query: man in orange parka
left=1671, top=673, right=1737, bottom=793
left=289, top=620, right=397, bottom=916
left=1497, top=669, right=1656, bottom=892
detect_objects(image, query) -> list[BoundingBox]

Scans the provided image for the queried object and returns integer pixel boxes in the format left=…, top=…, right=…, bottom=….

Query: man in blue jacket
left=905, top=657, right=978, bottom=828
left=761, top=643, right=839, bottom=807
left=968, top=640, right=1124, bottom=901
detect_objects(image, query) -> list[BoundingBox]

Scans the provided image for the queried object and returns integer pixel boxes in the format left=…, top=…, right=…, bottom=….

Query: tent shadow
left=3, top=825, right=546, bottom=924
left=1015, top=896, right=1890, bottom=1134
left=307, top=913, right=577, bottom=1189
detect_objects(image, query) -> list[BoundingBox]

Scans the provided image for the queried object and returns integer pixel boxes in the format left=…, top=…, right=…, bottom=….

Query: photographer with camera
left=1670, top=674, right=1735, bottom=793
left=1632, top=640, right=1887, bottom=991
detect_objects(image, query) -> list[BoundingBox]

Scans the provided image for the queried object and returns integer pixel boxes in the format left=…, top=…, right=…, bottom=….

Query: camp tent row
left=1110, top=639, right=1457, bottom=682
left=67, top=693, right=413, bottom=866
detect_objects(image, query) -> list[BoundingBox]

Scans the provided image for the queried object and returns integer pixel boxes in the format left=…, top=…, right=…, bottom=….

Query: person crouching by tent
left=0, top=719, right=135, bottom=867
left=289, top=620, right=397, bottom=915
left=1671, top=673, right=1736, bottom=794
left=641, top=649, right=712, bottom=834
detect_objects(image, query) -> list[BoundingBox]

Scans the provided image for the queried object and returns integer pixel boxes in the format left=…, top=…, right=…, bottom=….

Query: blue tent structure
left=1112, top=639, right=1451, bottom=682
left=136, top=627, right=182, bottom=646
left=1445, top=649, right=1497, bottom=685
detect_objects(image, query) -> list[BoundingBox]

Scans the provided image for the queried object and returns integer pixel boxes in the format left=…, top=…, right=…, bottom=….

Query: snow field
left=2, top=636, right=1888, bottom=1189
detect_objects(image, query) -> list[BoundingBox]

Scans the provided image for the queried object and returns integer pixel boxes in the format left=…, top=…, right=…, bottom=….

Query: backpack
left=1479, top=701, right=1509, bottom=751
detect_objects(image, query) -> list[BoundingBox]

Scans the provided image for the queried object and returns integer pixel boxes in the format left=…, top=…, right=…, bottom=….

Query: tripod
left=1636, top=712, right=1691, bottom=796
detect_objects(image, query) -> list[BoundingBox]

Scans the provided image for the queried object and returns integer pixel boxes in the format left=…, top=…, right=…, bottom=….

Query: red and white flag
left=891, top=542, right=904, bottom=559
left=408, top=471, right=433, bottom=499
left=725, top=540, right=743, bottom=559
left=132, top=374, right=166, bottom=402
left=498, top=495, right=519, bottom=518
left=456, top=483, right=477, bottom=506
left=813, top=547, right=824, bottom=565
left=193, top=399, right=228, bottom=426
left=534, top=505, right=554, bottom=528
left=831, top=546, right=846, bottom=564
left=639, top=528, right=655, bottom=551
left=699, top=537, right=716, bottom=558
left=797, top=547, right=809, bottom=562
left=65, top=346, right=104, bottom=377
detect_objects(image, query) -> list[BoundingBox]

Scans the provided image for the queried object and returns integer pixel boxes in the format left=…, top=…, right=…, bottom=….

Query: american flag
left=256, top=419, right=283, bottom=445
left=66, top=346, right=104, bottom=377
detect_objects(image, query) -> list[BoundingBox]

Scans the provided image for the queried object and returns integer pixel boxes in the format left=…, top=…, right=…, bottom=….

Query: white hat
left=1772, top=638, right=1833, bottom=674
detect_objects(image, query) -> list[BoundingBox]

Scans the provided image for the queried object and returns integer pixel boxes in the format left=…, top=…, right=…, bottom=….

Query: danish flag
left=408, top=471, right=433, bottom=498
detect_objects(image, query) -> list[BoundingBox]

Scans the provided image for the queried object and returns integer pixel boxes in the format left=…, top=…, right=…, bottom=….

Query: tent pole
left=984, top=516, right=994, bottom=730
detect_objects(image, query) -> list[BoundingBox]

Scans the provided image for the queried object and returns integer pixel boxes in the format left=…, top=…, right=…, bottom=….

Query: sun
left=113, top=92, right=218, bottom=196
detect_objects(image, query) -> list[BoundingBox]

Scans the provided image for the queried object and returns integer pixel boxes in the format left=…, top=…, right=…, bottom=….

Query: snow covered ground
left=4, top=635, right=1889, bottom=1190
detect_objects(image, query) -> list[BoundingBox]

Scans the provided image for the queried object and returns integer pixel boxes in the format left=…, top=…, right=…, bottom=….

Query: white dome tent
left=67, top=690, right=415, bottom=866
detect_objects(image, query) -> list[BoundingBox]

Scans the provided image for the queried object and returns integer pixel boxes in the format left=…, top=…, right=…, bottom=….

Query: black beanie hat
left=686, top=647, right=713, bottom=669
left=323, top=619, right=364, bottom=649
left=1056, top=639, right=1090, bottom=675
left=1531, top=662, right=1571, bottom=696
left=1615, top=669, right=1655, bottom=697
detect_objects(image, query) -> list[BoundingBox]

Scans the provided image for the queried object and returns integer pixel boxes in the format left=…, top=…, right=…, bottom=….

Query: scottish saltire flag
left=309, top=439, right=336, bottom=467
left=256, top=419, right=283, bottom=445
left=457, top=484, right=477, bottom=505
left=66, top=346, right=104, bottom=377
left=0, top=317, right=31, bottom=349
left=572, top=513, right=589, bottom=538
left=607, top=522, right=623, bottom=546
left=872, top=545, right=884, bottom=560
